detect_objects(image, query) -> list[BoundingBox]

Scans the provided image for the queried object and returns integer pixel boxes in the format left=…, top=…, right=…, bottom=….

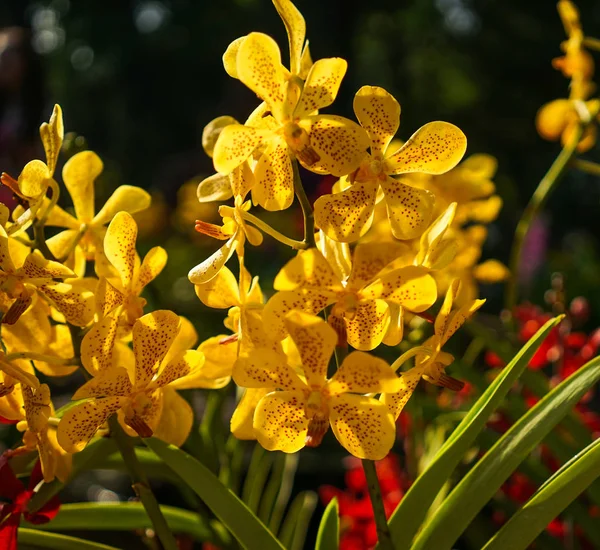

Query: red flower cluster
left=0, top=456, right=60, bottom=550
left=319, top=455, right=410, bottom=550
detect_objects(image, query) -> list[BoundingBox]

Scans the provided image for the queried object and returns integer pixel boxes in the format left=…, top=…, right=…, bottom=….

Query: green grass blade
left=145, top=437, right=285, bottom=550
left=383, top=315, right=562, bottom=549
left=24, top=502, right=223, bottom=543
left=412, top=353, right=600, bottom=550
left=278, top=491, right=318, bottom=550
left=17, top=529, right=120, bottom=550
left=483, top=437, right=600, bottom=550
left=316, top=497, right=339, bottom=550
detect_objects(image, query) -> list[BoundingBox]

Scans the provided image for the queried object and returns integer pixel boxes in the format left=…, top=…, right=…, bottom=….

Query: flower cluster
left=188, top=0, right=493, bottom=460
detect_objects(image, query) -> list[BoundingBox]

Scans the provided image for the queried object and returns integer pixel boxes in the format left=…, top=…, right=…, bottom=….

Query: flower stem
left=108, top=417, right=178, bottom=550
left=583, top=36, right=600, bottom=51
left=505, top=114, right=591, bottom=313
left=241, top=211, right=307, bottom=250
left=292, top=160, right=316, bottom=248
left=572, top=158, right=600, bottom=176
left=362, top=459, right=395, bottom=550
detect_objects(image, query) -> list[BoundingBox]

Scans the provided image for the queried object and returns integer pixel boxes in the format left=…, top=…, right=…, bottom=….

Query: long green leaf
left=412, top=353, right=600, bottom=550
left=18, top=529, right=119, bottom=550
left=24, top=502, right=223, bottom=543
left=145, top=437, right=285, bottom=550
left=483, top=437, right=600, bottom=550
left=383, top=315, right=562, bottom=549
left=316, top=497, right=339, bottom=550
left=279, top=491, right=318, bottom=550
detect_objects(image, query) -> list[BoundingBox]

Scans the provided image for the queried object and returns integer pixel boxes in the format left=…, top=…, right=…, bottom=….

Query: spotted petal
left=294, top=58, right=347, bottom=118
left=40, top=104, right=63, bottom=175
left=39, top=280, right=95, bottom=327
left=57, top=396, right=126, bottom=453
left=151, top=350, right=205, bottom=389
left=73, top=367, right=133, bottom=400
left=134, top=246, right=167, bottom=294
left=18, top=160, right=51, bottom=199
left=328, top=351, right=401, bottom=395
left=81, top=314, right=120, bottom=374
left=329, top=393, right=396, bottom=460
left=231, top=387, right=270, bottom=439
left=314, top=182, right=377, bottom=243
left=92, top=186, right=152, bottom=227
left=253, top=390, right=308, bottom=453
left=302, top=115, right=370, bottom=177
left=253, top=135, right=294, bottom=211
left=188, top=233, right=238, bottom=285
left=213, top=124, right=271, bottom=175
left=152, top=387, right=193, bottom=447
left=274, top=248, right=341, bottom=291
left=347, top=242, right=409, bottom=290
left=233, top=348, right=305, bottom=391
left=380, top=367, right=423, bottom=420
left=194, top=265, right=240, bottom=309
left=343, top=299, right=390, bottom=351
left=273, top=0, right=305, bottom=75
left=104, top=212, right=139, bottom=289
left=285, top=311, right=337, bottom=388
left=353, top=86, right=400, bottom=155
left=385, top=121, right=466, bottom=175
left=62, top=151, right=103, bottom=223
left=21, top=250, right=75, bottom=280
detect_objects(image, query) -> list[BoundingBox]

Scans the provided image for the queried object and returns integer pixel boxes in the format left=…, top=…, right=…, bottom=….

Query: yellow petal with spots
left=73, top=367, right=133, bottom=399
left=343, top=299, right=390, bottom=351
left=434, top=279, right=460, bottom=341
left=381, top=367, right=423, bottom=420
left=284, top=310, right=337, bottom=388
left=348, top=242, right=408, bottom=290
left=202, top=115, right=239, bottom=157
left=473, top=259, right=510, bottom=283
left=188, top=233, right=238, bottom=285
left=134, top=246, right=167, bottom=294
left=362, top=266, right=437, bottom=312
left=230, top=162, right=255, bottom=201
left=152, top=350, right=205, bottom=389
left=253, top=135, right=294, bottom=211
left=161, top=316, right=198, bottom=367
left=22, top=384, right=51, bottom=432
left=302, top=115, right=370, bottom=177
left=223, top=36, right=246, bottom=79
left=253, top=390, right=308, bottom=452
left=264, top=289, right=338, bottom=340
left=213, top=124, right=270, bottom=175
left=385, top=121, right=467, bottom=175
left=236, top=32, right=286, bottom=117
left=39, top=280, right=95, bottom=327
left=233, top=348, right=305, bottom=390
left=92, top=185, right=152, bottom=227
left=96, top=277, right=124, bottom=318
left=329, top=393, right=396, bottom=460
left=380, top=176, right=435, bottom=240
left=57, top=396, right=126, bottom=453
left=231, top=387, right=269, bottom=440
left=0, top=225, right=16, bottom=272
left=329, top=351, right=401, bottom=395
left=81, top=314, right=120, bottom=374
left=119, top=389, right=163, bottom=438
left=133, top=310, right=181, bottom=386
left=104, top=212, right=138, bottom=289
left=294, top=58, right=347, bottom=118
left=194, top=265, right=240, bottom=309
left=317, top=231, right=352, bottom=283
left=299, top=42, right=312, bottom=79
left=153, top=386, right=193, bottom=447
left=18, top=160, right=51, bottom=199
left=273, top=0, right=305, bottom=75
left=33, top=324, right=78, bottom=377
left=314, top=182, right=377, bottom=243
left=441, top=298, right=485, bottom=346
left=39, top=104, right=63, bottom=175
left=62, top=151, right=103, bottom=222
left=274, top=248, right=341, bottom=291
left=21, top=250, right=75, bottom=279
left=353, top=86, right=400, bottom=155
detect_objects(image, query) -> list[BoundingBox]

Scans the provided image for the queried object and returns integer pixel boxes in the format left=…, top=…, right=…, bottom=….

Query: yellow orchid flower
left=188, top=196, right=263, bottom=285
left=1, top=105, right=63, bottom=234
left=314, top=86, right=467, bottom=242
left=95, top=211, right=167, bottom=331
left=0, top=225, right=94, bottom=326
left=213, top=31, right=370, bottom=212
left=0, top=381, right=72, bottom=482
left=381, top=280, right=484, bottom=420
left=263, top=234, right=437, bottom=350
left=57, top=310, right=206, bottom=453
left=42, top=150, right=151, bottom=266
left=233, top=311, right=401, bottom=459
left=0, top=352, right=41, bottom=397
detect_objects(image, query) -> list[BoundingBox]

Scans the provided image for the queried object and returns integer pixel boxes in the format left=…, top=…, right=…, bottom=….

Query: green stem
left=572, top=158, right=600, bottom=176
left=505, top=122, right=585, bottom=312
left=362, top=459, right=395, bottom=550
left=241, top=211, right=307, bottom=250
left=583, top=36, right=600, bottom=52
left=108, top=417, right=178, bottom=550
left=292, top=160, right=316, bottom=248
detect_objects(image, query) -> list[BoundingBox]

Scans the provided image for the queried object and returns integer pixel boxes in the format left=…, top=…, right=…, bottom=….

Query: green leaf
left=412, top=353, right=600, bottom=550
left=483, top=437, right=600, bottom=550
left=258, top=452, right=286, bottom=523
left=383, top=315, right=562, bottom=550
left=24, top=502, right=225, bottom=544
left=17, top=529, right=120, bottom=550
left=145, top=437, right=286, bottom=550
left=278, top=491, right=318, bottom=550
left=316, top=497, right=339, bottom=550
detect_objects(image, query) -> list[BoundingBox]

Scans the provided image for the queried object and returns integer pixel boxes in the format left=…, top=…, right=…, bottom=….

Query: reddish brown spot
left=305, top=415, right=329, bottom=447
left=0, top=383, right=15, bottom=397
left=2, top=294, right=32, bottom=325
left=219, top=334, right=239, bottom=345
left=437, top=374, right=465, bottom=391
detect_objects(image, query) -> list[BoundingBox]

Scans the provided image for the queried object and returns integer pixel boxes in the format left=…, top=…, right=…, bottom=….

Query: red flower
left=0, top=456, right=60, bottom=549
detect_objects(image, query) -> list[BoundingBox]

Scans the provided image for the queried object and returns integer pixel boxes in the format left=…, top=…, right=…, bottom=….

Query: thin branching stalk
left=241, top=211, right=307, bottom=250
left=292, top=160, right=316, bottom=248
left=362, top=459, right=395, bottom=550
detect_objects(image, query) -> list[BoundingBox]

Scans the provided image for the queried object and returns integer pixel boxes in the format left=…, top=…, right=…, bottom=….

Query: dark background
left=1, top=0, right=599, bottom=547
